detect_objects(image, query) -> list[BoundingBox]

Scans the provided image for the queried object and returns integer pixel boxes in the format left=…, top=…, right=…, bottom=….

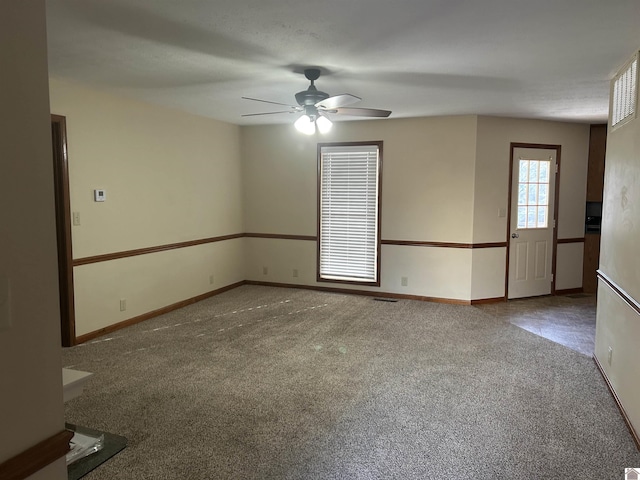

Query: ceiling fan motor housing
left=295, top=86, right=330, bottom=106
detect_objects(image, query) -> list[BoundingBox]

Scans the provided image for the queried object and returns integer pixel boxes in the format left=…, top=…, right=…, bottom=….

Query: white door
left=508, top=147, right=557, bottom=299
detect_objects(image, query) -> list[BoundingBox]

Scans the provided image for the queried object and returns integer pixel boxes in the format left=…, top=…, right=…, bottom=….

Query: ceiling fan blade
left=333, top=107, right=392, bottom=118
left=241, top=110, right=296, bottom=117
left=316, top=94, right=361, bottom=109
left=242, top=96, right=298, bottom=108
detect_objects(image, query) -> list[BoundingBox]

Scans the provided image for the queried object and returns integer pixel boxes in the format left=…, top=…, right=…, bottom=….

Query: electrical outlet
left=120, top=299, right=127, bottom=312
left=401, top=277, right=408, bottom=287
left=72, top=212, right=81, bottom=226
left=292, top=269, right=299, bottom=278
left=262, top=267, right=268, bottom=275
left=209, top=274, right=214, bottom=285
left=608, top=346, right=613, bottom=366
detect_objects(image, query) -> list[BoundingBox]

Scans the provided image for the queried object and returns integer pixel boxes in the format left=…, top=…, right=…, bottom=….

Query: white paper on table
left=66, top=431, right=104, bottom=465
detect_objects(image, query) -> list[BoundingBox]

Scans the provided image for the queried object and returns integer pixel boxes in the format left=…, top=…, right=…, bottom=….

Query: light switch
left=0, top=275, right=11, bottom=330
left=72, top=212, right=81, bottom=226
left=498, top=208, right=507, bottom=218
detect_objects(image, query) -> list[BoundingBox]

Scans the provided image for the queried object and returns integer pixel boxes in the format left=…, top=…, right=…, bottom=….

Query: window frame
left=316, top=141, right=383, bottom=286
left=516, top=158, right=551, bottom=230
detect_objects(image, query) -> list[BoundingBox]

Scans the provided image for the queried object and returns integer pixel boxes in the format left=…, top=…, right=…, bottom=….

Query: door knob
left=511, top=232, right=519, bottom=238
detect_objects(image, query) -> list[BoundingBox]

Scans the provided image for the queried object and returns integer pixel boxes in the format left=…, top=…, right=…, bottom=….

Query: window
left=611, top=52, right=637, bottom=129
left=317, top=142, right=382, bottom=285
left=517, top=158, right=550, bottom=229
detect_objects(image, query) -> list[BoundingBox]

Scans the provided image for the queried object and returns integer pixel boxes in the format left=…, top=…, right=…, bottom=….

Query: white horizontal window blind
left=611, top=53, right=638, bottom=129
left=319, top=143, right=381, bottom=283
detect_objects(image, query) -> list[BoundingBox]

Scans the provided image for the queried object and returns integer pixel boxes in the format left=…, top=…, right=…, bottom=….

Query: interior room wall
left=49, top=79, right=245, bottom=337
left=243, top=115, right=590, bottom=301
left=49, top=82, right=593, bottom=337
left=595, top=77, right=640, bottom=436
left=242, top=116, right=479, bottom=301
left=472, top=116, right=590, bottom=298
left=0, top=1, right=67, bottom=478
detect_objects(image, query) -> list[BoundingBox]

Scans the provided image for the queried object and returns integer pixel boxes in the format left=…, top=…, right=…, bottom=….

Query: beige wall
left=243, top=115, right=589, bottom=301
left=0, top=1, right=67, bottom=478
left=472, top=116, right=590, bottom=298
left=599, top=119, right=640, bottom=299
left=49, top=79, right=245, bottom=336
left=595, top=63, right=640, bottom=437
left=49, top=84, right=593, bottom=334
left=242, top=116, right=479, bottom=300
left=474, top=116, right=590, bottom=241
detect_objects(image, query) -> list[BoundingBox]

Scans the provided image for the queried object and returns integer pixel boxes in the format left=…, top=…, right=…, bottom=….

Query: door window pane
left=537, top=206, right=546, bottom=226
left=529, top=161, right=538, bottom=181
left=539, top=162, right=549, bottom=183
left=519, top=160, right=529, bottom=182
left=539, top=184, right=548, bottom=204
left=518, top=206, right=527, bottom=228
left=518, top=184, right=527, bottom=205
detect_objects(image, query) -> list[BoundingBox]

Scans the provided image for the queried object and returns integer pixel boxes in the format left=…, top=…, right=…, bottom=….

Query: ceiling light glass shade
left=316, top=115, right=333, bottom=134
left=294, top=114, right=316, bottom=135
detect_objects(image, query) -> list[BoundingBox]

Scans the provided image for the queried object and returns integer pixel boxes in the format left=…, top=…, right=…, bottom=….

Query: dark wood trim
left=76, top=281, right=246, bottom=344
left=315, top=277, right=382, bottom=288
left=317, top=143, right=322, bottom=286
left=72, top=233, right=244, bottom=267
left=597, top=270, right=640, bottom=315
left=593, top=355, right=640, bottom=450
left=376, top=142, right=383, bottom=288
left=555, top=288, right=584, bottom=296
left=0, top=429, right=73, bottom=480
left=557, top=237, right=585, bottom=244
left=551, top=145, right=562, bottom=295
left=586, top=124, right=607, bottom=203
left=245, top=233, right=317, bottom=241
left=470, top=296, right=506, bottom=305
left=469, top=242, right=508, bottom=249
left=246, top=236, right=508, bottom=249
left=51, top=114, right=76, bottom=347
left=505, top=144, right=516, bottom=300
left=316, top=141, right=383, bottom=287
left=506, top=143, right=562, bottom=299
left=71, top=234, right=509, bottom=269
left=470, top=242, right=507, bottom=249
left=509, top=142, right=563, bottom=150
left=382, top=240, right=507, bottom=249
left=246, top=280, right=472, bottom=305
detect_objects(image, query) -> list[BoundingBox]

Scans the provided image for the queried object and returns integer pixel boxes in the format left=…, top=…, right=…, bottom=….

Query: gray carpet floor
left=63, top=285, right=640, bottom=479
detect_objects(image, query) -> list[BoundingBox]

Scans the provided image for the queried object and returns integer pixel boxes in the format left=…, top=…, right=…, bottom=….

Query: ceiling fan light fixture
left=316, top=115, right=332, bottom=134
left=294, top=114, right=315, bottom=135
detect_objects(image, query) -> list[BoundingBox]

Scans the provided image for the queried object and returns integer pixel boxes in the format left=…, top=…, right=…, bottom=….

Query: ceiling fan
left=242, top=68, right=392, bottom=134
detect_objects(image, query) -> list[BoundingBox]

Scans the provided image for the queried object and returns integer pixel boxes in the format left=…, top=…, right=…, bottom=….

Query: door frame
left=51, top=114, right=76, bottom=346
left=505, top=142, right=562, bottom=300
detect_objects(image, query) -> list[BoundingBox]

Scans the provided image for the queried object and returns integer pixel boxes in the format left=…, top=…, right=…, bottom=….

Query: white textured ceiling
left=46, top=0, right=640, bottom=125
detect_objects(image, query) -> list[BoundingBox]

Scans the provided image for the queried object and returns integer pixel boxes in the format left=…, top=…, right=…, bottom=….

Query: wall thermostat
left=94, top=189, right=106, bottom=202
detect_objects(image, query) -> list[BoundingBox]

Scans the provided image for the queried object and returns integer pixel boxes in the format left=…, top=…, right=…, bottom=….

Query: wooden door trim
left=506, top=143, right=561, bottom=300
left=51, top=114, right=76, bottom=346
